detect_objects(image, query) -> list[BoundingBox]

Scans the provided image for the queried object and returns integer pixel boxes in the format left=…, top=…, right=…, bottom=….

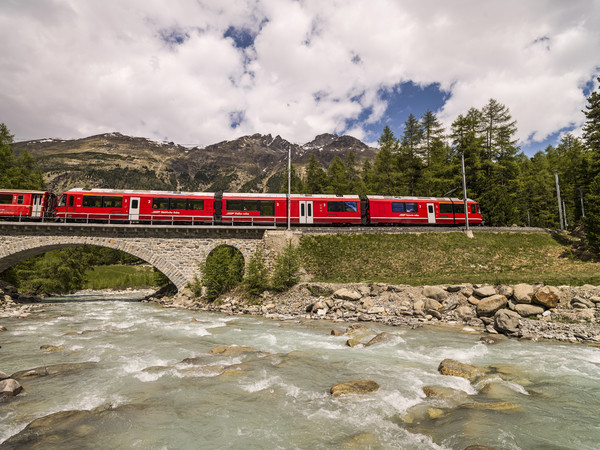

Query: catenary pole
left=580, top=188, right=586, bottom=218
left=461, top=152, right=469, bottom=230
left=554, top=170, right=564, bottom=230
left=287, top=145, right=291, bottom=231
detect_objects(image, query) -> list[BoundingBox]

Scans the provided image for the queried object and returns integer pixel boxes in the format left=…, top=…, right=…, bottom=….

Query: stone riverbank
left=148, top=281, right=600, bottom=345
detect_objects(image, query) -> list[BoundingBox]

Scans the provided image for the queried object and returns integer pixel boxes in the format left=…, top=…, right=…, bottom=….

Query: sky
left=1, top=0, right=599, bottom=156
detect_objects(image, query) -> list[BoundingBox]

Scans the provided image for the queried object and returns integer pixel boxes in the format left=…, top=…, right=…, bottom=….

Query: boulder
left=40, top=345, right=64, bottom=352
left=476, top=295, right=508, bottom=317
left=333, top=288, right=362, bottom=301
left=438, top=359, right=486, bottom=382
left=473, top=285, right=497, bottom=298
left=331, top=329, right=344, bottom=336
left=361, top=297, right=374, bottom=309
left=571, top=296, right=595, bottom=309
left=330, top=380, right=379, bottom=397
left=456, top=306, right=476, bottom=321
left=424, top=298, right=442, bottom=312
left=423, top=286, right=448, bottom=301
left=413, top=299, right=425, bottom=316
left=0, top=371, right=10, bottom=380
left=446, top=285, right=463, bottom=293
left=364, top=332, right=393, bottom=347
left=346, top=338, right=362, bottom=348
left=513, top=284, right=534, bottom=304
left=11, top=362, right=97, bottom=380
left=0, top=378, right=23, bottom=397
left=467, top=296, right=480, bottom=306
left=494, top=309, right=521, bottom=333
left=209, top=345, right=256, bottom=356
left=342, top=432, right=380, bottom=448
left=422, top=385, right=468, bottom=403
left=514, top=304, right=545, bottom=317
left=533, top=286, right=560, bottom=308
left=498, top=285, right=514, bottom=298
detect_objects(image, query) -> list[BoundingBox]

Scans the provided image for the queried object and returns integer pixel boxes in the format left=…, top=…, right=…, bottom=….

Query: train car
left=366, top=196, right=483, bottom=225
left=0, top=189, right=56, bottom=220
left=55, top=188, right=215, bottom=223
left=291, top=194, right=362, bottom=225
left=219, top=193, right=286, bottom=225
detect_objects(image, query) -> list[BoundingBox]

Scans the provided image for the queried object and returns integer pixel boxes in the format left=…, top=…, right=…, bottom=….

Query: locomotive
left=0, top=188, right=483, bottom=226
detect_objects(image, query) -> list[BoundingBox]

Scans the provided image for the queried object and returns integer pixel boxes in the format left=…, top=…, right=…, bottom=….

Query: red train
left=0, top=189, right=57, bottom=220
left=0, top=188, right=483, bottom=226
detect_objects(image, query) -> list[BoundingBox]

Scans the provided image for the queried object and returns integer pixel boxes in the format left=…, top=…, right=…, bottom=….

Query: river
left=1, top=292, right=600, bottom=449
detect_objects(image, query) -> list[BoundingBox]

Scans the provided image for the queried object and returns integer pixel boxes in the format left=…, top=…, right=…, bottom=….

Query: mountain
left=11, top=132, right=376, bottom=194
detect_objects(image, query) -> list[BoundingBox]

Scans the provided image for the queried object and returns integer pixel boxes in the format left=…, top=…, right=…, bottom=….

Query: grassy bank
left=299, top=232, right=600, bottom=286
left=84, top=264, right=162, bottom=290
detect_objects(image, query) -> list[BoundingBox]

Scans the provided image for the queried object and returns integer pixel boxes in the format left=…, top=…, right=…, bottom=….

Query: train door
left=31, top=194, right=43, bottom=218
left=129, top=197, right=140, bottom=221
left=427, top=203, right=436, bottom=224
left=299, top=201, right=313, bottom=224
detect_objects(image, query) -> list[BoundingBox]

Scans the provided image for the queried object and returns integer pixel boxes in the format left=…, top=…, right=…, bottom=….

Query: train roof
left=366, top=195, right=475, bottom=202
left=222, top=193, right=360, bottom=199
left=63, top=188, right=214, bottom=197
left=0, top=189, right=51, bottom=194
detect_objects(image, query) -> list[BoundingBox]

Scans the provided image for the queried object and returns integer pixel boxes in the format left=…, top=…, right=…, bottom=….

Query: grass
left=299, top=232, right=600, bottom=286
left=84, top=264, right=162, bottom=290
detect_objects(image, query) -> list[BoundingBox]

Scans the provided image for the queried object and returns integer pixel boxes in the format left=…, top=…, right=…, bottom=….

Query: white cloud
left=0, top=0, right=599, bottom=148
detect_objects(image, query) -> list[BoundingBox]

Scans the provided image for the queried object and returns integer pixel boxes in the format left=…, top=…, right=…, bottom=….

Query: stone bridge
left=0, top=222, right=299, bottom=291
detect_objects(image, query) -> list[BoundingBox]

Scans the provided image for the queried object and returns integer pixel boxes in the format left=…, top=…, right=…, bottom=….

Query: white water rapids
left=1, top=292, right=600, bottom=449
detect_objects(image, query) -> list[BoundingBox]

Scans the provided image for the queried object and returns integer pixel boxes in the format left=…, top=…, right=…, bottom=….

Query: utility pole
left=461, top=152, right=469, bottom=230
left=553, top=170, right=564, bottom=230
left=580, top=188, right=586, bottom=218
left=563, top=201, right=568, bottom=229
left=287, top=145, right=291, bottom=231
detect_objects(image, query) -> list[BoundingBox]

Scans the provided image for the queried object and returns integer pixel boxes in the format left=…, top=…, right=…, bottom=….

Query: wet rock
left=533, top=286, right=560, bottom=309
left=0, top=378, right=23, bottom=397
left=209, top=345, right=256, bottom=356
left=513, top=284, right=534, bottom=304
left=427, top=407, right=446, bottom=419
left=422, top=385, right=469, bottom=403
left=473, top=286, right=497, bottom=298
left=40, top=345, right=64, bottom=352
left=0, top=371, right=10, bottom=380
left=476, top=295, right=508, bottom=317
left=364, top=332, right=393, bottom=347
left=479, top=335, right=504, bottom=345
left=331, top=329, right=344, bottom=336
left=333, top=288, right=362, bottom=301
left=494, top=309, right=521, bottom=333
left=479, top=381, right=527, bottom=399
left=346, top=337, right=362, bottom=347
left=0, top=325, right=7, bottom=332
left=342, top=432, right=381, bottom=449
left=330, top=380, right=380, bottom=397
left=11, top=362, right=98, bottom=380
left=514, top=304, right=545, bottom=317
left=460, top=402, right=523, bottom=412
left=438, top=359, right=486, bottom=382
left=423, top=286, right=447, bottom=301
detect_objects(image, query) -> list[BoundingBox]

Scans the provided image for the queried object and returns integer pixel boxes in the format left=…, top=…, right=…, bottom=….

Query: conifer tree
left=371, top=125, right=399, bottom=195
left=398, top=113, right=424, bottom=195
left=0, top=123, right=45, bottom=189
left=243, top=250, right=269, bottom=296
left=582, top=76, right=600, bottom=251
left=420, top=110, right=446, bottom=195
left=325, top=156, right=349, bottom=195
left=303, top=154, right=327, bottom=194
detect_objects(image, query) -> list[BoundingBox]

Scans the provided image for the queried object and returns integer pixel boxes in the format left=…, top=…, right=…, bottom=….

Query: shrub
left=201, top=246, right=244, bottom=301
left=243, top=250, right=269, bottom=296
left=271, top=241, right=300, bottom=292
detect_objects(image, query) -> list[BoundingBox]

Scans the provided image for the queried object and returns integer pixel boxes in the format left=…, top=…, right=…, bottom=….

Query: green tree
left=303, top=154, right=327, bottom=194
left=325, top=156, right=349, bottom=195
left=280, top=164, right=304, bottom=194
left=398, top=113, right=424, bottom=195
left=583, top=76, right=600, bottom=251
left=420, top=110, right=447, bottom=196
left=0, top=123, right=45, bottom=189
left=243, top=250, right=269, bottom=296
left=200, top=246, right=244, bottom=301
left=370, top=126, right=399, bottom=195
left=271, top=241, right=300, bottom=292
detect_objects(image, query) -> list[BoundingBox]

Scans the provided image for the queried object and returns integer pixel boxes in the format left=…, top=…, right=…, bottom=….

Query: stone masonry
left=0, top=223, right=298, bottom=291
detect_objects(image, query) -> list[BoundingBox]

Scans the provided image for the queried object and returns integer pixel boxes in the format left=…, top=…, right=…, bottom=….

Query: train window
left=260, top=201, right=275, bottom=216
left=227, top=200, right=242, bottom=211
left=243, top=201, right=259, bottom=211
left=82, top=195, right=103, bottom=208
left=439, top=203, right=453, bottom=214
left=0, top=194, right=12, bottom=204
left=477, top=204, right=481, bottom=214
left=327, top=201, right=357, bottom=213
left=58, top=195, right=66, bottom=207
left=471, top=204, right=476, bottom=214
left=170, top=198, right=187, bottom=210
left=188, top=199, right=205, bottom=210
left=69, top=196, right=74, bottom=207
left=391, top=202, right=405, bottom=213
left=152, top=198, right=170, bottom=209
left=102, top=196, right=123, bottom=208
left=405, top=202, right=418, bottom=213
left=454, top=204, right=465, bottom=214
left=17, top=195, right=24, bottom=204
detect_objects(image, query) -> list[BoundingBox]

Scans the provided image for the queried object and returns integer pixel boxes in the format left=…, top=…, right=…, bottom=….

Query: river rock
left=494, top=309, right=521, bottom=333
left=342, top=432, right=380, bottom=448
left=438, top=359, right=486, bottom=382
left=514, top=304, right=545, bottom=317
left=0, top=378, right=23, bottom=397
left=467, top=296, right=480, bottom=306
left=346, top=338, right=362, bottom=347
left=209, top=345, right=256, bottom=356
left=473, top=285, right=497, bottom=298
left=423, top=286, right=447, bottom=301
left=333, top=288, right=362, bottom=301
left=513, top=284, right=534, bottom=303
left=456, top=305, right=476, bottom=321
left=364, top=332, right=393, bottom=347
left=476, top=295, right=508, bottom=317
left=447, top=285, right=463, bottom=292
left=533, top=286, right=560, bottom=308
left=330, top=380, right=380, bottom=397
left=422, top=385, right=469, bottom=403
left=498, top=285, right=514, bottom=298
left=40, top=345, right=64, bottom=352
left=11, top=362, right=98, bottom=380
left=424, top=298, right=442, bottom=312
left=461, top=401, right=523, bottom=412
left=571, top=296, right=595, bottom=309
left=0, top=371, right=10, bottom=380
left=331, top=329, right=344, bottom=336
left=0, top=325, right=7, bottom=332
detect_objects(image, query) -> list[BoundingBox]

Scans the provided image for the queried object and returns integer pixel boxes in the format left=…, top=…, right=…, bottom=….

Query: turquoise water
left=1, top=294, right=600, bottom=449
